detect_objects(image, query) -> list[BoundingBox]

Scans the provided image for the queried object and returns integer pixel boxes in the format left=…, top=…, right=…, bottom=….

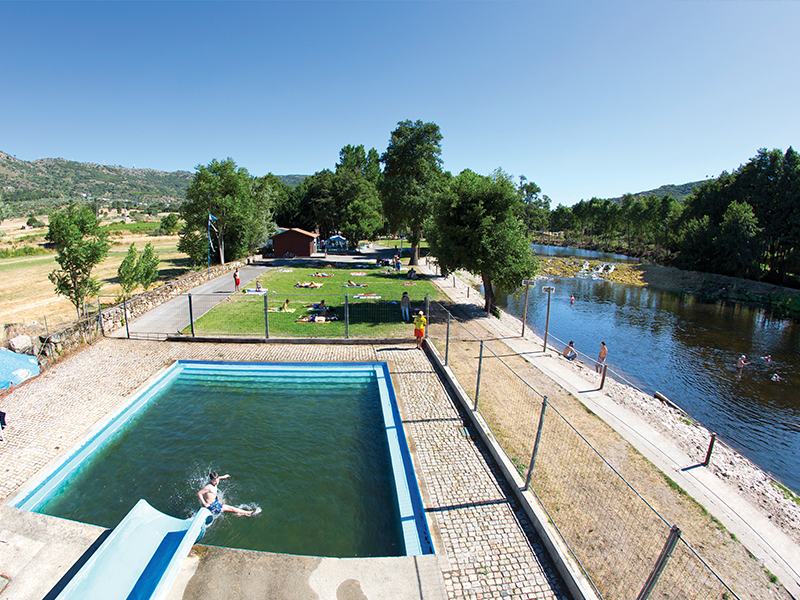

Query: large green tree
left=180, top=158, right=275, bottom=265
left=47, top=203, right=111, bottom=317
left=380, top=120, right=444, bottom=265
left=428, top=169, right=539, bottom=313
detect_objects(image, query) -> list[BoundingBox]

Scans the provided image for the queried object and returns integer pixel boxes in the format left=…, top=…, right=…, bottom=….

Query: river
left=495, top=246, right=800, bottom=493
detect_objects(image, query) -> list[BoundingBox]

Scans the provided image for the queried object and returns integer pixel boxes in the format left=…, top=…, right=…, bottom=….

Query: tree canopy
left=380, top=120, right=444, bottom=265
left=428, top=169, right=539, bottom=312
left=47, top=203, right=111, bottom=316
left=180, top=158, right=276, bottom=265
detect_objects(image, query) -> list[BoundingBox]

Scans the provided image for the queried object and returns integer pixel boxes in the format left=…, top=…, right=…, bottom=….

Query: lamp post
left=542, top=285, right=555, bottom=352
left=521, top=280, right=535, bottom=337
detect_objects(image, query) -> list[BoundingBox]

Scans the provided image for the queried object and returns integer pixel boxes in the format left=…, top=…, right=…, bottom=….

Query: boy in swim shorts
left=198, top=471, right=258, bottom=516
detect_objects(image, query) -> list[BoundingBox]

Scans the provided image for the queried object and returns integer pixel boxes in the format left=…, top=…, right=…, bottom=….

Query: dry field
left=0, top=218, right=190, bottom=341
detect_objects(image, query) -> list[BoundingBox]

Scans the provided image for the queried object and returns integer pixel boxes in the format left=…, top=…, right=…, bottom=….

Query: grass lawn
left=192, top=259, right=444, bottom=338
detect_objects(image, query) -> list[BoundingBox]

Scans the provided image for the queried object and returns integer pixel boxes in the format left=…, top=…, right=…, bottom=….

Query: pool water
left=30, top=361, right=416, bottom=558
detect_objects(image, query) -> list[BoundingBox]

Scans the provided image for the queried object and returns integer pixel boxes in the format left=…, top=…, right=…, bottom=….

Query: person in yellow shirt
left=413, top=310, right=427, bottom=349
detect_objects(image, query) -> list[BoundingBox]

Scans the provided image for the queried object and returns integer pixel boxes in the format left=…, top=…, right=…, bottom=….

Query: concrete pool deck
left=0, top=340, right=568, bottom=600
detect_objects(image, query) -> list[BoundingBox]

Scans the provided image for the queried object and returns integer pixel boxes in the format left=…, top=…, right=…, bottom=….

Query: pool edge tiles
left=9, top=360, right=434, bottom=558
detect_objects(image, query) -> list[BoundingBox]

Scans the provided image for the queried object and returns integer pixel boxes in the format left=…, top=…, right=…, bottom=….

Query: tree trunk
left=408, top=226, right=421, bottom=266
left=481, top=271, right=494, bottom=313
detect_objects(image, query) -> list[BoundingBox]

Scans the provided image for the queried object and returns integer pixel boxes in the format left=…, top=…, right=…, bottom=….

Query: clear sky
left=2, top=1, right=798, bottom=206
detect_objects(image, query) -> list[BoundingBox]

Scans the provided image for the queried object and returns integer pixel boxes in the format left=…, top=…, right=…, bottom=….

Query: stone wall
left=35, top=259, right=250, bottom=370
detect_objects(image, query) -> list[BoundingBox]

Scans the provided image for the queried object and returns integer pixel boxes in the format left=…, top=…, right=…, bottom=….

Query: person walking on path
left=413, top=310, right=427, bottom=349
left=401, top=291, right=411, bottom=321
left=595, top=341, right=608, bottom=373
left=233, top=268, right=241, bottom=292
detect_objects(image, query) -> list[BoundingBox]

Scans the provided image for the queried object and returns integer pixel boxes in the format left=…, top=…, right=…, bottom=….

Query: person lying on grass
left=342, top=280, right=368, bottom=287
left=295, top=281, right=323, bottom=288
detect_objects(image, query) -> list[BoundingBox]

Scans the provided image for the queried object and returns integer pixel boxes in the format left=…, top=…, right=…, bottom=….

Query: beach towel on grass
left=354, top=294, right=381, bottom=300
left=349, top=272, right=367, bottom=276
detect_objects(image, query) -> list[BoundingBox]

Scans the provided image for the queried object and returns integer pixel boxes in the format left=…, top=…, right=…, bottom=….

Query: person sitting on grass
left=255, top=280, right=262, bottom=291
left=281, top=298, right=290, bottom=311
left=306, top=299, right=327, bottom=310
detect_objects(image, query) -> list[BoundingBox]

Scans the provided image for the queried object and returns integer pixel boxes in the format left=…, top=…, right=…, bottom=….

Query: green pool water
left=38, top=362, right=406, bottom=557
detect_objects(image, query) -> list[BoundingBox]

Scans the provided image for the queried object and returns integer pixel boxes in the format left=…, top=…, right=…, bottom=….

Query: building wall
left=273, top=231, right=315, bottom=257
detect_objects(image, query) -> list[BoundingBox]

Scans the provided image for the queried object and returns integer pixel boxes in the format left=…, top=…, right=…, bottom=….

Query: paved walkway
left=0, top=338, right=569, bottom=600
left=421, top=262, right=800, bottom=599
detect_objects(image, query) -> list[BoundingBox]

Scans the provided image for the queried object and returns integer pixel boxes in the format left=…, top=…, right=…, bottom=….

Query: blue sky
left=2, top=1, right=798, bottom=206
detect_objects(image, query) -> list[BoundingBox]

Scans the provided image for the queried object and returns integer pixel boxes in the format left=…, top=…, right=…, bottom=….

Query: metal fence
left=425, top=300, right=744, bottom=600
left=117, top=292, right=432, bottom=340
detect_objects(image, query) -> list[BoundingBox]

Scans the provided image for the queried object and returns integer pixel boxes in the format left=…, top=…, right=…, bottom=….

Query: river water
left=495, top=246, right=800, bottom=493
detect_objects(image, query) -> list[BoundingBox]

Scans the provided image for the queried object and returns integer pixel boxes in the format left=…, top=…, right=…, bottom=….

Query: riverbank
left=536, top=255, right=800, bottom=318
left=439, top=264, right=799, bottom=597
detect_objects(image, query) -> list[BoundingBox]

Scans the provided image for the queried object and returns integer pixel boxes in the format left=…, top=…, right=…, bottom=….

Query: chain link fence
left=116, top=292, right=432, bottom=340
left=426, top=299, right=746, bottom=600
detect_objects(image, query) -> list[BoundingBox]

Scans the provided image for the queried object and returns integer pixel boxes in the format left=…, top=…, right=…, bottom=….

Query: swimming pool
left=11, top=360, right=432, bottom=558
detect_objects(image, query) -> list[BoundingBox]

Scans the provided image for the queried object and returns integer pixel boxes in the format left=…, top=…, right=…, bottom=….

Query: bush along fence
left=425, top=300, right=747, bottom=600
left=118, top=291, right=432, bottom=340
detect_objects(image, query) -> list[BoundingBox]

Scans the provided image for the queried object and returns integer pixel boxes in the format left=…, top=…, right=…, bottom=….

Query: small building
left=270, top=228, right=319, bottom=258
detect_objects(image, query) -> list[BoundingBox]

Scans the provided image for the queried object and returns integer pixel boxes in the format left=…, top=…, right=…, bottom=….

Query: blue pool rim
left=10, top=360, right=434, bottom=557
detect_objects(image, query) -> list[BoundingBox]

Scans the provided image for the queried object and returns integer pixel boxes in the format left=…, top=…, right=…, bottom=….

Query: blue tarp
left=0, top=347, right=40, bottom=389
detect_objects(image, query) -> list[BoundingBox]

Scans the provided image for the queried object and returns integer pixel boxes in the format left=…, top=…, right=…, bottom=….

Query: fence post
left=600, top=363, right=608, bottom=389
left=453, top=275, right=456, bottom=287
left=425, top=294, right=430, bottom=322
left=474, top=341, right=484, bottom=411
left=264, top=294, right=269, bottom=339
left=345, top=294, right=350, bottom=339
left=97, top=297, right=104, bottom=337
left=525, top=396, right=548, bottom=490
left=445, top=312, right=451, bottom=366
left=636, top=525, right=681, bottom=600
left=188, top=294, right=195, bottom=337
left=123, top=296, right=131, bottom=340
left=703, top=433, right=717, bottom=466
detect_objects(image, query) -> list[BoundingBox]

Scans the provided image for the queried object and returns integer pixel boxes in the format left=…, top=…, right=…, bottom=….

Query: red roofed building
left=270, top=228, right=319, bottom=257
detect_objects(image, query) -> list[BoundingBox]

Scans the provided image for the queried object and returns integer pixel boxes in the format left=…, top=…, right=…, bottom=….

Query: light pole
left=542, top=285, right=555, bottom=352
left=521, top=279, right=535, bottom=337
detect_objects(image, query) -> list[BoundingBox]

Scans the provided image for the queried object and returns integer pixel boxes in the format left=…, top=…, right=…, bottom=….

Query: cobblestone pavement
left=0, top=339, right=569, bottom=600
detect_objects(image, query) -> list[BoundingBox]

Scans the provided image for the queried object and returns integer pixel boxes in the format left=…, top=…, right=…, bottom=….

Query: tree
left=137, top=242, right=160, bottom=290
left=380, top=120, right=445, bottom=265
left=334, top=145, right=383, bottom=247
left=160, top=212, right=180, bottom=234
left=180, top=158, right=273, bottom=265
left=177, top=226, right=207, bottom=268
left=47, top=203, right=110, bottom=317
left=117, top=243, right=139, bottom=296
left=428, top=169, right=539, bottom=313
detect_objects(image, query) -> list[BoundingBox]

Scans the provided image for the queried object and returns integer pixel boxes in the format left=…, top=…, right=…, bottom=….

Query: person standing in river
left=596, top=341, right=608, bottom=373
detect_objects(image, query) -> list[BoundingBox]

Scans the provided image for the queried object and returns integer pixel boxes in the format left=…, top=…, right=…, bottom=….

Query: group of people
left=561, top=340, right=608, bottom=372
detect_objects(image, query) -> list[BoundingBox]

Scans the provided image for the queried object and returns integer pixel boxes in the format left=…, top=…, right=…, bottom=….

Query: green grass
left=191, top=260, right=443, bottom=338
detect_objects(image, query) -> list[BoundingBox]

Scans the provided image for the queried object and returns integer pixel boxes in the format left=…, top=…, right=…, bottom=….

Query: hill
left=0, top=151, right=306, bottom=216
left=608, top=180, right=705, bottom=204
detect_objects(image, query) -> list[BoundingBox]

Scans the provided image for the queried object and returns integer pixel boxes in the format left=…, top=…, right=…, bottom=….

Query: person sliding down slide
left=198, top=472, right=260, bottom=517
